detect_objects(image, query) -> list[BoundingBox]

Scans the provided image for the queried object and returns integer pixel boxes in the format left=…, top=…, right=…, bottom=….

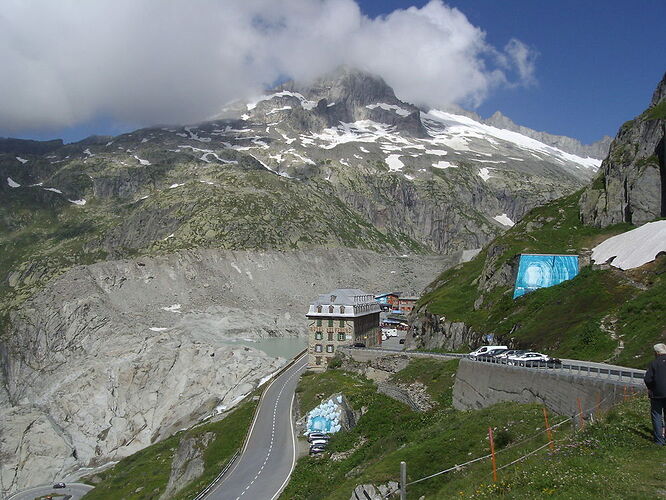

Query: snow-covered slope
left=591, top=220, right=666, bottom=270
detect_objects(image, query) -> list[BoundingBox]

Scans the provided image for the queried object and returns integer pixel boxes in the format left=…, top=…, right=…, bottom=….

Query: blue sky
left=3, top=1, right=664, bottom=145
left=359, top=0, right=665, bottom=144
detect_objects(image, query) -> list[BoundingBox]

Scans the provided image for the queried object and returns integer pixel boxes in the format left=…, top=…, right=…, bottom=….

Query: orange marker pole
left=488, top=427, right=498, bottom=482
left=623, top=386, right=628, bottom=401
left=543, top=407, right=554, bottom=450
left=577, top=398, right=585, bottom=429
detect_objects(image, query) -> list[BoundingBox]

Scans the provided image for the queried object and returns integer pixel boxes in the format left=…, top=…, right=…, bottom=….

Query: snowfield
left=591, top=220, right=666, bottom=270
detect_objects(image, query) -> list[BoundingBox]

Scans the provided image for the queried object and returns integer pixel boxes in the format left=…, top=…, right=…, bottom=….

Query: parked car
left=308, top=432, right=330, bottom=443
left=495, top=349, right=527, bottom=359
left=485, top=348, right=510, bottom=357
left=474, top=348, right=510, bottom=361
left=311, top=438, right=329, bottom=447
left=310, top=444, right=326, bottom=455
left=469, top=345, right=508, bottom=357
left=507, top=352, right=561, bottom=367
left=353, top=342, right=366, bottom=348
left=53, top=483, right=66, bottom=488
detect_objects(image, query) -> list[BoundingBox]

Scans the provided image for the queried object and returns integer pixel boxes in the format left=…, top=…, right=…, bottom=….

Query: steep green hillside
left=416, top=191, right=665, bottom=368
left=82, top=398, right=258, bottom=500
left=284, top=359, right=662, bottom=499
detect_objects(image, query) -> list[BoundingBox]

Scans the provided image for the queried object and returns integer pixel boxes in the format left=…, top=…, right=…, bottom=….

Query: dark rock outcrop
left=408, top=310, right=482, bottom=351
left=580, top=72, right=666, bottom=226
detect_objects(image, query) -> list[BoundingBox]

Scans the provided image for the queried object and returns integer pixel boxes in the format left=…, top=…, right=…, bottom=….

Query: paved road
left=204, top=353, right=307, bottom=500
left=7, top=482, right=94, bottom=500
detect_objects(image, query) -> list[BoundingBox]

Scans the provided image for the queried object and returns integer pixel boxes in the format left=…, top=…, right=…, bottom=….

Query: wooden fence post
left=488, top=427, right=498, bottom=482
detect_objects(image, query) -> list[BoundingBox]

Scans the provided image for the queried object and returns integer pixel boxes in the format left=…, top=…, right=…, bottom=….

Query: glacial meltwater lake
left=223, top=336, right=307, bottom=360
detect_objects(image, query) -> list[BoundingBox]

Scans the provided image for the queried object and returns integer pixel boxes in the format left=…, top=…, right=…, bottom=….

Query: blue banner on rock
left=513, top=254, right=579, bottom=299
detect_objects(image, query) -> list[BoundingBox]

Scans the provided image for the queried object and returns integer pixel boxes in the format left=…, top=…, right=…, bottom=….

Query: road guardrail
left=343, top=346, right=645, bottom=386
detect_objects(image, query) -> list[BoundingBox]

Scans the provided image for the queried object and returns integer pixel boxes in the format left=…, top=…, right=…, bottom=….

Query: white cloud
left=0, top=0, right=537, bottom=133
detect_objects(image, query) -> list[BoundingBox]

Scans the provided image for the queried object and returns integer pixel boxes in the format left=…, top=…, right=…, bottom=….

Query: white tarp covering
left=591, top=220, right=666, bottom=270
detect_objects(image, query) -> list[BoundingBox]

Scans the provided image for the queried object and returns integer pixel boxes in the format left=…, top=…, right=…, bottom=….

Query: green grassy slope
left=284, top=359, right=662, bottom=499
left=418, top=191, right=665, bottom=368
left=437, top=395, right=662, bottom=499
left=83, top=398, right=257, bottom=500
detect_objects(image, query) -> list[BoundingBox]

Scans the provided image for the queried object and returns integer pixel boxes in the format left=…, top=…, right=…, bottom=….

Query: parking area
left=378, top=331, right=406, bottom=351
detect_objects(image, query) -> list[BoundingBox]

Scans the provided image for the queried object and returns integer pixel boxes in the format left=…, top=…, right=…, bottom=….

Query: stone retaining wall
left=453, top=358, right=644, bottom=418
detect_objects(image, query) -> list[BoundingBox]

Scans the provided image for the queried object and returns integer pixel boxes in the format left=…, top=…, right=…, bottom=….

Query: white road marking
left=206, top=355, right=306, bottom=499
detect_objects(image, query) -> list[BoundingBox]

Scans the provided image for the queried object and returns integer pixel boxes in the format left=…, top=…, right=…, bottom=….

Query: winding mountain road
left=203, top=353, right=307, bottom=500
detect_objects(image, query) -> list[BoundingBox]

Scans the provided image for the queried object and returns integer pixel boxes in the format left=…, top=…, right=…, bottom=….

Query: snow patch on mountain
left=478, top=167, right=493, bottom=181
left=7, top=177, right=20, bottom=188
left=493, top=214, right=515, bottom=227
left=16, top=156, right=28, bottom=164
left=386, top=154, right=404, bottom=171
left=247, top=91, right=316, bottom=112
left=432, top=161, right=456, bottom=169
left=134, top=155, right=151, bottom=165
left=591, top=221, right=666, bottom=270
left=366, top=103, right=410, bottom=117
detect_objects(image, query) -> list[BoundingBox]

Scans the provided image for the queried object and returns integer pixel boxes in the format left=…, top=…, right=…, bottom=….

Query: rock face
left=160, top=432, right=215, bottom=500
left=581, top=72, right=666, bottom=226
left=0, top=247, right=452, bottom=496
left=408, top=310, right=481, bottom=352
left=350, top=481, right=400, bottom=500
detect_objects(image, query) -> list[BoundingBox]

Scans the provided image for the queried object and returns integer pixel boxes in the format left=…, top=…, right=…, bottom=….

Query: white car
left=507, top=352, right=550, bottom=365
left=469, top=345, right=508, bottom=357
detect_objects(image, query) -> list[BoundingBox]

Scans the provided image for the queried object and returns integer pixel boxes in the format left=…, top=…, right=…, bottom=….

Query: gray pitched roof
left=312, top=288, right=373, bottom=306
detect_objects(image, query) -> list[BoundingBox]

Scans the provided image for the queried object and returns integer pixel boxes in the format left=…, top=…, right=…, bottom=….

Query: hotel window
left=340, top=305, right=345, bottom=313
left=326, top=345, right=334, bottom=353
left=315, top=356, right=321, bottom=365
left=317, top=305, right=322, bottom=313
left=317, top=319, right=322, bottom=326
left=329, top=305, right=334, bottom=313
left=328, top=319, right=334, bottom=327
left=315, top=332, right=323, bottom=340
left=315, top=344, right=322, bottom=353
left=339, top=319, right=345, bottom=327
left=328, top=332, right=334, bottom=341
left=338, top=333, right=346, bottom=341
